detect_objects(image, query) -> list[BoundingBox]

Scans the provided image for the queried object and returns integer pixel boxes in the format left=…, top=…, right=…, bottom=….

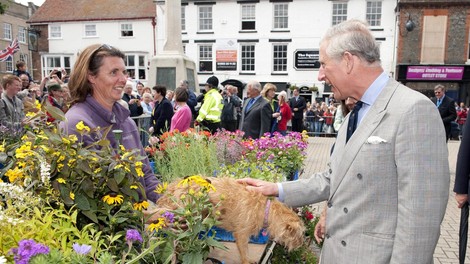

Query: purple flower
left=125, top=229, right=143, bottom=243
left=72, top=243, right=92, bottom=255
left=163, top=211, right=175, bottom=223
left=10, top=239, right=49, bottom=264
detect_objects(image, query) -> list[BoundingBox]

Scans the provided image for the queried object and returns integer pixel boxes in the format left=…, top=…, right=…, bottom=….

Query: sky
left=15, top=0, right=45, bottom=6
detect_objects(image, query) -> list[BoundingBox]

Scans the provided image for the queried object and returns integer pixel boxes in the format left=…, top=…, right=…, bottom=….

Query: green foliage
left=220, top=159, right=284, bottom=182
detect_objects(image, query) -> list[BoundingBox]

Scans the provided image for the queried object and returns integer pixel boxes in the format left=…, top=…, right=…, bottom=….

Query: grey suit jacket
left=239, top=97, right=272, bottom=139
left=282, top=79, right=449, bottom=263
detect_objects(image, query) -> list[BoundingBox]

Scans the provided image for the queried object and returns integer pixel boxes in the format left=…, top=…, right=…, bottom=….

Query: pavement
left=303, top=136, right=466, bottom=264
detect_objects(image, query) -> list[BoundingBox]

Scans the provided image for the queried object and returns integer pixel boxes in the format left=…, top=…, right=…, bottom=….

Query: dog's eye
left=183, top=175, right=190, bottom=179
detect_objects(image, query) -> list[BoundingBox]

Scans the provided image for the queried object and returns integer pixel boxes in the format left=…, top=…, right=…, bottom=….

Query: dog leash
left=261, top=198, right=271, bottom=236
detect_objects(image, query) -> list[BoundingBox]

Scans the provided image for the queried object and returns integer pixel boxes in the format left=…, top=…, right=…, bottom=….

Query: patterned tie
left=346, top=101, right=363, bottom=143
left=245, top=98, right=255, bottom=113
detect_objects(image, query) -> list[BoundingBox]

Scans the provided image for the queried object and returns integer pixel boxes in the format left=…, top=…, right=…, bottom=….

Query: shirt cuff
left=277, top=182, right=285, bottom=202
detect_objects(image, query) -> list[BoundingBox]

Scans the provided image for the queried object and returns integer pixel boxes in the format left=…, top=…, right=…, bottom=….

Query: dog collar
left=261, top=198, right=271, bottom=236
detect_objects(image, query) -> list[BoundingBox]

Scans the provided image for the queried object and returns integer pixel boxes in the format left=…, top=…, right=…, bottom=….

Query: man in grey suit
left=239, top=80, right=272, bottom=139
left=239, top=20, right=449, bottom=263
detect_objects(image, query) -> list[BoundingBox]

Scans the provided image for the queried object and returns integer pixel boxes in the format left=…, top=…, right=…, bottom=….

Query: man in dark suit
left=289, top=87, right=306, bottom=132
left=239, top=80, right=273, bottom=139
left=431, top=84, right=457, bottom=141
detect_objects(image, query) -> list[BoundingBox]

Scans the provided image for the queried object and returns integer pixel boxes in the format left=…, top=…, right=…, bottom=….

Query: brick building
left=396, top=0, right=470, bottom=105
left=0, top=0, right=38, bottom=80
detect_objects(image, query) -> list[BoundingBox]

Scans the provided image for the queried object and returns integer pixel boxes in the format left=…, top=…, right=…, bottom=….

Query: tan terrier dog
left=151, top=176, right=305, bottom=264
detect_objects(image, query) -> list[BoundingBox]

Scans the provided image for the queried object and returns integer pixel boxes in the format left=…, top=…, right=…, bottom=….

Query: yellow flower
left=120, top=145, right=126, bottom=152
left=62, top=137, right=71, bottom=145
left=136, top=167, right=144, bottom=177
left=75, top=121, right=91, bottom=133
left=25, top=111, right=35, bottom=117
left=70, top=192, right=75, bottom=200
left=0, top=144, right=4, bottom=152
left=57, top=178, right=66, bottom=184
left=133, top=200, right=149, bottom=211
left=68, top=159, right=76, bottom=167
left=148, top=217, right=166, bottom=232
left=93, top=167, right=102, bottom=174
left=188, top=188, right=195, bottom=195
left=155, top=182, right=168, bottom=194
left=68, top=134, right=78, bottom=143
left=102, top=193, right=124, bottom=205
left=130, top=185, right=138, bottom=190
left=5, top=167, right=24, bottom=183
left=114, top=164, right=123, bottom=169
left=135, top=161, right=143, bottom=168
left=57, top=164, right=64, bottom=171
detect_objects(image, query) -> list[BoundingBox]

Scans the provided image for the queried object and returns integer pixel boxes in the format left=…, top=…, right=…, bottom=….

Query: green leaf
left=114, top=172, right=125, bottom=185
left=106, top=178, right=119, bottom=192
left=81, top=210, right=99, bottom=223
left=182, top=252, right=204, bottom=264
left=75, top=193, right=91, bottom=210
left=81, top=178, right=95, bottom=198
left=45, top=105, right=66, bottom=121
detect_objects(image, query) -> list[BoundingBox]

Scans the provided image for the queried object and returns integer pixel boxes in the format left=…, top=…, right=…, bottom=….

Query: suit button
left=325, top=233, right=330, bottom=239
left=343, top=207, right=348, bottom=213
left=357, top=173, right=362, bottom=180
left=341, top=240, right=346, bottom=246
left=327, top=202, right=332, bottom=208
left=329, top=168, right=332, bottom=174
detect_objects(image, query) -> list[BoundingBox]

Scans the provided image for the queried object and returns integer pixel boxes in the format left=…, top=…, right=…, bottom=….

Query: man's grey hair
left=434, top=84, right=446, bottom=92
left=320, top=19, right=381, bottom=65
left=247, top=80, right=262, bottom=92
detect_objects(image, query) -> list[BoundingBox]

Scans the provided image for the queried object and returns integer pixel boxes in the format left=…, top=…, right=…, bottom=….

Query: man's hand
left=455, top=193, right=468, bottom=208
left=314, top=208, right=327, bottom=243
left=236, top=178, right=279, bottom=196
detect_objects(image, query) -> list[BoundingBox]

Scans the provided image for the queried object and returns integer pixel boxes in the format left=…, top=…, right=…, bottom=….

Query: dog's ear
left=283, top=220, right=305, bottom=251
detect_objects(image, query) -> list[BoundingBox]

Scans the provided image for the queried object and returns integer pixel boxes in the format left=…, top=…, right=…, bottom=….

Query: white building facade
left=157, top=0, right=398, bottom=102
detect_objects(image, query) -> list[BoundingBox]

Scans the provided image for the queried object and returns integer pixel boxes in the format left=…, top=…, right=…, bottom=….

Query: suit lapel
left=329, top=79, right=399, bottom=198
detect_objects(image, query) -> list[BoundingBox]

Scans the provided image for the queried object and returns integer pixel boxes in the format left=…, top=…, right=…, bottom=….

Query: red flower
left=305, top=211, right=314, bottom=221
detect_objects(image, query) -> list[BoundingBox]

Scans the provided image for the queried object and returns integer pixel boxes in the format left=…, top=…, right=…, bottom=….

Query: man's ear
left=343, top=51, right=355, bottom=74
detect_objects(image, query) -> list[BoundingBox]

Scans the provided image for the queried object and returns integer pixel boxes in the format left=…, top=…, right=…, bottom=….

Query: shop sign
left=294, top=50, right=319, bottom=70
left=406, top=66, right=464, bottom=81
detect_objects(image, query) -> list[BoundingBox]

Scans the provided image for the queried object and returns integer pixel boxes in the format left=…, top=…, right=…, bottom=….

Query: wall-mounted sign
left=406, top=66, right=464, bottom=81
left=216, top=39, right=237, bottom=71
left=294, top=49, right=319, bottom=70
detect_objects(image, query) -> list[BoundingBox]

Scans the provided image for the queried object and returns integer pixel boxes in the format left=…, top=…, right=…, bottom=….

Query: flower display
left=9, top=239, right=49, bottom=264
left=72, top=243, right=92, bottom=255
left=125, top=229, right=143, bottom=244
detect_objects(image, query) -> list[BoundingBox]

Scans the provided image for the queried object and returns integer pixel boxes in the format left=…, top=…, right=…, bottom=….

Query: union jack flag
left=0, top=38, right=20, bottom=62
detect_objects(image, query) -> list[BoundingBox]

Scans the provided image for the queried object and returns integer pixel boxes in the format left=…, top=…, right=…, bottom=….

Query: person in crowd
left=261, top=83, right=281, bottom=135
left=221, top=85, right=242, bottom=132
left=42, top=81, right=68, bottom=122
left=59, top=44, right=160, bottom=202
left=136, top=82, right=144, bottom=98
left=139, top=92, right=153, bottom=147
left=239, top=80, right=272, bottom=139
left=457, top=102, right=467, bottom=138
left=170, top=87, right=192, bottom=132
left=166, top=90, right=175, bottom=108
left=431, top=84, right=457, bottom=141
left=195, top=76, right=223, bottom=134
left=333, top=97, right=357, bottom=132
left=179, top=80, right=198, bottom=121
left=313, top=103, right=323, bottom=136
left=150, top=85, right=173, bottom=136
left=454, top=111, right=470, bottom=235
left=0, top=74, right=25, bottom=130
left=238, top=19, right=449, bottom=263
left=121, top=81, right=143, bottom=118
left=289, top=87, right=306, bottom=132
left=305, top=106, right=315, bottom=134
left=13, top=61, right=33, bottom=83
left=228, top=85, right=243, bottom=129
left=323, top=104, right=334, bottom=135
left=276, top=91, right=292, bottom=136
left=19, top=73, right=31, bottom=91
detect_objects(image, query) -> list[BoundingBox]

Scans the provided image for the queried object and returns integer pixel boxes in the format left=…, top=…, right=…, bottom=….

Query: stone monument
left=148, top=0, right=198, bottom=91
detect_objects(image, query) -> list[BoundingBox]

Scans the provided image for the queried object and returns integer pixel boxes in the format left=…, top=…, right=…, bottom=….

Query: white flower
left=0, top=255, right=7, bottom=264
left=366, top=136, right=387, bottom=144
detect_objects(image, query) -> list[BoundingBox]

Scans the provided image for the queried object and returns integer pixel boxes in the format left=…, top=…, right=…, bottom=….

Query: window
left=18, top=26, right=26, bottom=43
left=241, top=44, right=255, bottom=72
left=198, top=6, right=213, bottom=31
left=181, top=6, right=186, bottom=31
left=85, top=24, right=97, bottom=37
left=5, top=57, right=13, bottom=72
left=241, top=4, right=256, bottom=30
left=3, top=23, right=12, bottom=40
left=273, top=3, right=288, bottom=29
left=121, top=23, right=133, bottom=37
left=124, top=54, right=147, bottom=80
left=199, top=45, right=213, bottom=72
left=42, top=55, right=71, bottom=78
left=19, top=54, right=28, bottom=65
left=366, top=1, right=382, bottom=27
left=273, top=44, right=287, bottom=72
left=332, top=2, right=348, bottom=26
left=421, top=15, right=447, bottom=64
left=49, top=25, right=62, bottom=38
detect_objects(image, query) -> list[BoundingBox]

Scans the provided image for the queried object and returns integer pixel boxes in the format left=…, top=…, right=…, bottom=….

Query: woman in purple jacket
left=60, top=44, right=160, bottom=202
